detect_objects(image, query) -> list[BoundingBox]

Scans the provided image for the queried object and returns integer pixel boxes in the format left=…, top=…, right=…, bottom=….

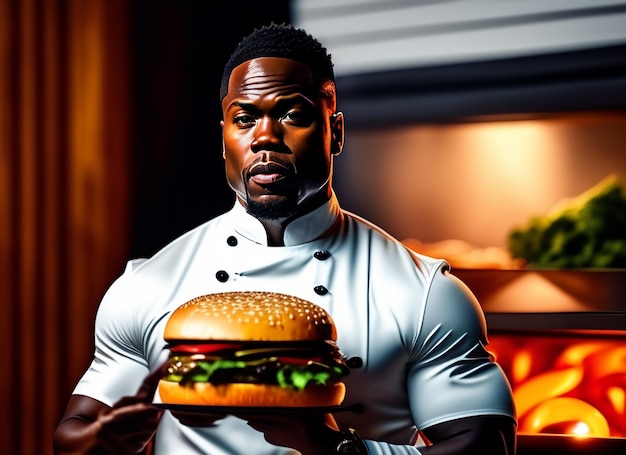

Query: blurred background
left=1, top=1, right=625, bottom=454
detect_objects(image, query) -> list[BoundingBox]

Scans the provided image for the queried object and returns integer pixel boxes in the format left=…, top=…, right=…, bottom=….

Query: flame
left=571, top=421, right=591, bottom=437
left=513, top=367, right=583, bottom=417
left=520, top=397, right=610, bottom=437
left=607, top=387, right=625, bottom=415
left=489, top=335, right=626, bottom=438
left=555, top=342, right=609, bottom=368
left=511, top=348, right=533, bottom=383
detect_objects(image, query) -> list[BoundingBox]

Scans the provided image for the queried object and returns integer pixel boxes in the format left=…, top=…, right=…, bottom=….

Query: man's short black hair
left=220, top=23, right=335, bottom=104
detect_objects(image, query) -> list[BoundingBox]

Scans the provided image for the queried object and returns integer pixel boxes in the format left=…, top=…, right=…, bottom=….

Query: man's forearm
left=53, top=416, right=103, bottom=455
left=420, top=415, right=516, bottom=454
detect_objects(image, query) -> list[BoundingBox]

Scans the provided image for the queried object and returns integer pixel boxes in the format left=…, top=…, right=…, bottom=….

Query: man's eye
left=280, top=110, right=311, bottom=125
left=233, top=114, right=256, bottom=127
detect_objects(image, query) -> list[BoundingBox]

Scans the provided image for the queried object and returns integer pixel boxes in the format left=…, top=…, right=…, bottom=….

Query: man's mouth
left=248, top=162, right=291, bottom=186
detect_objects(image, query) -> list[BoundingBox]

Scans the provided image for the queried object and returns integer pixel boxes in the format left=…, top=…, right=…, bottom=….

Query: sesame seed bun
left=158, top=381, right=346, bottom=408
left=164, top=291, right=337, bottom=342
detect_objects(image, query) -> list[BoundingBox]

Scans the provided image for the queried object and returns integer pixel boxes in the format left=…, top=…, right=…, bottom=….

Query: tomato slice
left=168, top=342, right=243, bottom=354
left=277, top=356, right=323, bottom=365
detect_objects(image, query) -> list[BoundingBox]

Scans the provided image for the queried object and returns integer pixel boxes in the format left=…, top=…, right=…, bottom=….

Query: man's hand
left=168, top=410, right=225, bottom=428
left=240, top=412, right=342, bottom=455
left=54, top=366, right=165, bottom=455
left=93, top=367, right=164, bottom=453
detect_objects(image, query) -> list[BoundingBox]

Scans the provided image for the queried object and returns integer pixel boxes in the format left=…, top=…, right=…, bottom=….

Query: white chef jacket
left=73, top=193, right=515, bottom=454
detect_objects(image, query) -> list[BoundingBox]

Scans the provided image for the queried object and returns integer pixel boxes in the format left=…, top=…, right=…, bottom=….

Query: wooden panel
left=0, top=2, right=16, bottom=455
left=0, top=1, right=131, bottom=454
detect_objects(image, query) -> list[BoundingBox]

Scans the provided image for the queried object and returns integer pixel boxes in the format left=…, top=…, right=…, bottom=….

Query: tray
left=154, top=403, right=364, bottom=414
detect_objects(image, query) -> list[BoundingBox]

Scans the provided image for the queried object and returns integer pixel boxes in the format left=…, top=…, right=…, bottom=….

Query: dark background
left=129, top=1, right=291, bottom=257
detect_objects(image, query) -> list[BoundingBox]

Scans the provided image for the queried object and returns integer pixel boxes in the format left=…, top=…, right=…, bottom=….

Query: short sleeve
left=72, top=261, right=153, bottom=406
left=407, top=269, right=516, bottom=430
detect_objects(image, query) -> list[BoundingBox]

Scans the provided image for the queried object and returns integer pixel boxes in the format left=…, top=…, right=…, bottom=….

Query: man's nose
left=251, top=116, right=282, bottom=152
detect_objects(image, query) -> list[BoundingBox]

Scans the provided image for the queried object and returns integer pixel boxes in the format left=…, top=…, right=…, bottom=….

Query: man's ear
left=220, top=120, right=226, bottom=159
left=331, top=112, right=344, bottom=156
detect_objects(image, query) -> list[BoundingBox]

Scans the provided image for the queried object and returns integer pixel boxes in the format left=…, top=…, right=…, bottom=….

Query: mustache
left=244, top=155, right=295, bottom=178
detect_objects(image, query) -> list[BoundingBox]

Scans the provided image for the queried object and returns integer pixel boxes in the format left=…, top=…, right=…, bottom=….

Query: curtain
left=0, top=1, right=131, bottom=453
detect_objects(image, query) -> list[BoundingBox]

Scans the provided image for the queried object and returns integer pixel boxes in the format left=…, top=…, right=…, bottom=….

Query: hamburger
left=158, top=291, right=350, bottom=407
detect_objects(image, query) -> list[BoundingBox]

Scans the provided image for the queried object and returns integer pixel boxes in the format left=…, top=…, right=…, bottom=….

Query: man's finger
left=136, top=362, right=168, bottom=400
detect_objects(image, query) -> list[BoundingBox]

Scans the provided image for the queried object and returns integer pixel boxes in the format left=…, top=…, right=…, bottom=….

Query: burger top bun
left=164, top=291, right=337, bottom=342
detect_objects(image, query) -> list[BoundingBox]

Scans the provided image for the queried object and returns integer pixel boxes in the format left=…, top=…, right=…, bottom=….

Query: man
left=54, top=23, right=516, bottom=454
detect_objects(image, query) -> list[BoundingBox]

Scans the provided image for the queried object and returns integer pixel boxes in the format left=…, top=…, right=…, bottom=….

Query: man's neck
left=245, top=189, right=332, bottom=246
left=259, top=220, right=287, bottom=246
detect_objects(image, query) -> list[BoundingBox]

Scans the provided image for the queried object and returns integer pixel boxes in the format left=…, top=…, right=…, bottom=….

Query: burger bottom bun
left=158, top=380, right=346, bottom=408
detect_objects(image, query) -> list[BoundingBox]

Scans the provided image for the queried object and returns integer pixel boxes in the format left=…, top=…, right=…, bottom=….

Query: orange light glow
left=555, top=342, right=609, bottom=368
left=511, top=348, right=533, bottom=384
left=489, top=334, right=626, bottom=438
left=607, top=387, right=625, bottom=415
left=572, top=421, right=591, bottom=437
left=514, top=367, right=583, bottom=417
left=520, top=397, right=610, bottom=437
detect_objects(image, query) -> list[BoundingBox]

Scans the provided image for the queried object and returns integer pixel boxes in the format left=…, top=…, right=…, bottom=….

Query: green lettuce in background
left=507, top=174, right=626, bottom=268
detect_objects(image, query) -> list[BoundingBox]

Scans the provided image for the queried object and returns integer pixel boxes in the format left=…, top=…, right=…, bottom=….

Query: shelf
left=453, top=268, right=626, bottom=313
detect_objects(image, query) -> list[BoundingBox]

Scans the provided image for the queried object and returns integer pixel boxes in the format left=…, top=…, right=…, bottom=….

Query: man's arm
left=243, top=413, right=516, bottom=454
left=420, top=415, right=516, bottom=454
left=53, top=368, right=163, bottom=455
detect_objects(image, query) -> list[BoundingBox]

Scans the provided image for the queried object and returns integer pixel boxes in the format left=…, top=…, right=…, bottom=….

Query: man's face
left=221, top=57, right=341, bottom=221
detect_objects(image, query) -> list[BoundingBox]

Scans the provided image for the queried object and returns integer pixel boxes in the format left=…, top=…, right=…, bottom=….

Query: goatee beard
left=246, top=198, right=298, bottom=221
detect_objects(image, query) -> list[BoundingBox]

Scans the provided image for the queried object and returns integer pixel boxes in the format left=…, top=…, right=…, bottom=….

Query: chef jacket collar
left=232, top=193, right=341, bottom=246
